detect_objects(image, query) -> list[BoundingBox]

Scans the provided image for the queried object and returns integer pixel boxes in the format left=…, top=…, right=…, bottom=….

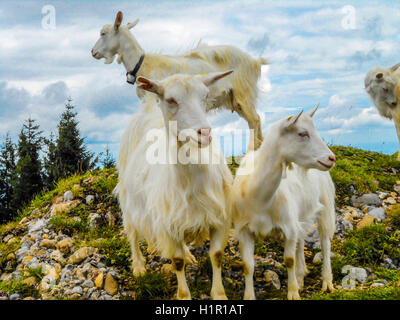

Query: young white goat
left=365, top=62, right=400, bottom=160
left=114, top=70, right=234, bottom=300
left=232, top=105, right=336, bottom=300
left=91, top=11, right=267, bottom=150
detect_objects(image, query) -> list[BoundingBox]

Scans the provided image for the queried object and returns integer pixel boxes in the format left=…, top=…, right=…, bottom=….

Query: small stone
left=85, top=195, right=95, bottom=204
left=95, top=273, right=104, bottom=288
left=357, top=214, right=376, bottom=229
left=371, top=282, right=385, bottom=288
left=56, top=238, right=74, bottom=250
left=104, top=273, right=118, bottom=296
left=351, top=194, right=381, bottom=207
left=343, top=212, right=354, bottom=224
left=40, top=239, right=56, bottom=248
left=68, top=247, right=97, bottom=264
left=264, top=270, right=281, bottom=290
left=50, top=250, right=65, bottom=264
left=88, top=213, right=103, bottom=228
left=9, top=293, right=22, bottom=300
left=82, top=279, right=94, bottom=288
left=341, top=265, right=368, bottom=289
left=28, top=219, right=48, bottom=233
left=63, top=190, right=74, bottom=202
left=5, top=252, right=16, bottom=262
left=385, top=197, right=397, bottom=205
left=40, top=275, right=57, bottom=292
left=70, top=286, right=83, bottom=295
left=368, top=207, right=386, bottom=221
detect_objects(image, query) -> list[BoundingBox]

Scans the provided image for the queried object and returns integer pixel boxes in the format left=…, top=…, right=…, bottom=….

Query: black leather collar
left=126, top=53, right=145, bottom=85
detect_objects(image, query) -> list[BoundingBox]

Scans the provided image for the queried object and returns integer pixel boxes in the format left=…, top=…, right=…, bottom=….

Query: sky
left=1, top=0, right=400, bottom=158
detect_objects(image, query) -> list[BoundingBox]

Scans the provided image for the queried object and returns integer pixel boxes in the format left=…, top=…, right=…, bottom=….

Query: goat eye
left=383, top=88, right=389, bottom=92
left=100, top=32, right=106, bottom=36
left=298, top=131, right=309, bottom=138
left=166, top=98, right=178, bottom=106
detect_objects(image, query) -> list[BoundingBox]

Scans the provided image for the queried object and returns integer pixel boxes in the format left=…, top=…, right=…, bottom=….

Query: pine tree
left=43, top=132, right=59, bottom=190
left=101, top=145, right=116, bottom=169
left=55, top=98, right=97, bottom=179
left=0, top=133, right=16, bottom=223
left=11, top=118, right=43, bottom=212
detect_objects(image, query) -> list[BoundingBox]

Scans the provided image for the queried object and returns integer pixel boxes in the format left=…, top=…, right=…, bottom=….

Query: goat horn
left=391, top=62, right=400, bottom=72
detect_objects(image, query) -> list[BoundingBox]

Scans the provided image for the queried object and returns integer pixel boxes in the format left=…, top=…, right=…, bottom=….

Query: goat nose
left=91, top=49, right=95, bottom=57
left=329, top=155, right=336, bottom=162
left=392, top=102, right=397, bottom=107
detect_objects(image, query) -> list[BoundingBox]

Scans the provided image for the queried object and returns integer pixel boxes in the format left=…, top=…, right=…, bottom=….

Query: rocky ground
left=0, top=146, right=400, bottom=300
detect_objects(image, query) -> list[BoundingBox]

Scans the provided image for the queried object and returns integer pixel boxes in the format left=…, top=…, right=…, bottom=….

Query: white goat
left=232, top=105, right=336, bottom=300
left=365, top=62, right=400, bottom=160
left=114, top=70, right=234, bottom=300
left=91, top=11, right=267, bottom=151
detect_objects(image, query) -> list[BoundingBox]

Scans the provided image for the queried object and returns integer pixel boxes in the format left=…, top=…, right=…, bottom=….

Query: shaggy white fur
left=114, top=72, right=233, bottom=300
left=232, top=105, right=336, bottom=300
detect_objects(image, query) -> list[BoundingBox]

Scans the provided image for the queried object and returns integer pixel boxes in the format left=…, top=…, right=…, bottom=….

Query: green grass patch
left=0, top=279, right=39, bottom=298
left=50, top=213, right=89, bottom=235
left=310, top=285, right=400, bottom=300
left=133, top=272, right=174, bottom=300
left=335, top=223, right=400, bottom=266
left=329, top=146, right=400, bottom=204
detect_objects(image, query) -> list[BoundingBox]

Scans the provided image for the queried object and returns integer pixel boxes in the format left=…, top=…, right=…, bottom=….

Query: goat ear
left=391, top=62, right=400, bottom=72
left=127, top=19, right=139, bottom=29
left=307, top=103, right=319, bottom=118
left=137, top=77, right=163, bottom=96
left=114, top=11, right=123, bottom=31
left=201, top=70, right=233, bottom=87
left=285, top=110, right=303, bottom=128
left=376, top=73, right=384, bottom=80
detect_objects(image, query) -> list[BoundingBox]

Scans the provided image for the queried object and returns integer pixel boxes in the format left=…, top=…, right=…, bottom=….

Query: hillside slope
left=0, top=146, right=400, bottom=300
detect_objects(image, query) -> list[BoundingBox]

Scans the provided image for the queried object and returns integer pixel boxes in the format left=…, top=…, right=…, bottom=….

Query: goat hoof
left=176, top=291, right=191, bottom=300
left=133, top=266, right=146, bottom=277
left=211, top=290, right=228, bottom=300
left=322, top=281, right=335, bottom=292
left=287, top=291, right=301, bottom=300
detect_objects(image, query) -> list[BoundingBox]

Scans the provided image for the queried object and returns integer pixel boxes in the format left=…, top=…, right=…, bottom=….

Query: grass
left=310, top=285, right=400, bottom=300
left=329, top=146, right=400, bottom=204
left=333, top=222, right=400, bottom=267
left=50, top=213, right=89, bottom=235
left=132, top=272, right=174, bottom=300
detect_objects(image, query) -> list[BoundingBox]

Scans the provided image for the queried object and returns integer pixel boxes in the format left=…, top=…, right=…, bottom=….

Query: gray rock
left=264, top=270, right=281, bottom=290
left=9, top=293, right=22, bottom=300
left=371, top=282, right=385, bottom=288
left=70, top=286, right=83, bottom=295
left=82, top=280, right=94, bottom=288
left=368, top=207, right=386, bottom=221
left=15, top=247, right=29, bottom=262
left=85, top=195, right=95, bottom=204
left=88, top=213, right=103, bottom=228
left=351, top=193, right=381, bottom=207
left=63, top=190, right=74, bottom=202
left=341, top=265, right=368, bottom=289
left=28, top=219, right=48, bottom=234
